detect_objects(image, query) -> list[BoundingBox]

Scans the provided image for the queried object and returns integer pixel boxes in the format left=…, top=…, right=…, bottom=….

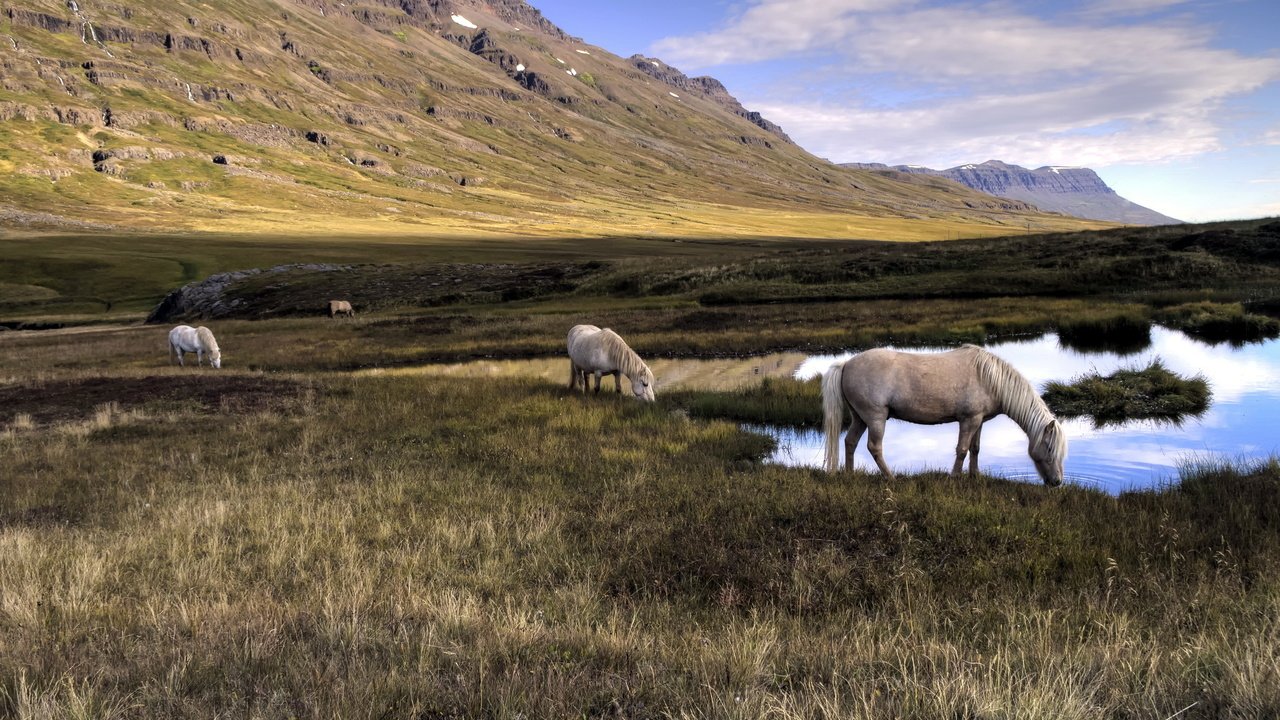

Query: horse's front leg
left=593, top=371, right=602, bottom=394
left=613, top=370, right=622, bottom=394
left=953, top=415, right=983, bottom=477
left=968, top=422, right=983, bottom=477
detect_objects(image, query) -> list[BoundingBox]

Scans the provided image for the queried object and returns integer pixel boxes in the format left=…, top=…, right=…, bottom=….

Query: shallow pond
left=773, top=328, right=1280, bottom=494
left=366, top=328, right=1280, bottom=493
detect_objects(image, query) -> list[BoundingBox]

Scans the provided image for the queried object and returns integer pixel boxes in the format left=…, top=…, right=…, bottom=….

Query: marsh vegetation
left=1042, top=359, right=1212, bottom=426
left=3, top=218, right=1280, bottom=717
left=3, top=363, right=1280, bottom=718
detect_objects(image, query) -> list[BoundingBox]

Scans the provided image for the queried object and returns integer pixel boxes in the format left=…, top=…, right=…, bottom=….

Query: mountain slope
left=845, top=161, right=1179, bottom=226
left=0, top=0, right=1104, bottom=238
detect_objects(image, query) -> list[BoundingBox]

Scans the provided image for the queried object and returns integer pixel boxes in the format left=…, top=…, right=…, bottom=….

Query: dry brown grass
left=2, top=353, right=1279, bottom=717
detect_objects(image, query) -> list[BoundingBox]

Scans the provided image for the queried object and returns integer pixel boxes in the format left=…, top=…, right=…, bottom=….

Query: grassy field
left=4, top=217, right=1279, bottom=329
left=2, top=361, right=1279, bottom=717
left=3, top=219, right=1280, bottom=717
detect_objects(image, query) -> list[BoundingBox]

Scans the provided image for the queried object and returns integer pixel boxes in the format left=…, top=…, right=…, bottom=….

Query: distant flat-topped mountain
left=843, top=160, right=1180, bottom=226
left=0, top=0, right=1101, bottom=236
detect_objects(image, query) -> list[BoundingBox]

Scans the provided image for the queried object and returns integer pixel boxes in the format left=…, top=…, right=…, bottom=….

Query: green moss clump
left=1042, top=358, right=1210, bottom=427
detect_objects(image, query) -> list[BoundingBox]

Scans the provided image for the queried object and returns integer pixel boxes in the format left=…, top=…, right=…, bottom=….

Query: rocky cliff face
left=627, top=55, right=793, bottom=145
left=0, top=0, right=1066, bottom=233
left=844, top=160, right=1180, bottom=225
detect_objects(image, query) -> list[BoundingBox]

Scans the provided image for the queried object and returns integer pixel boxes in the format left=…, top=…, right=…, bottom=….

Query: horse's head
left=210, top=350, right=222, bottom=369
left=1029, top=419, right=1067, bottom=486
left=630, top=366, right=655, bottom=402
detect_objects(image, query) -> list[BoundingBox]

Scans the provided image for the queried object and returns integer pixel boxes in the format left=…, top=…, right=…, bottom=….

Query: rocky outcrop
left=629, top=55, right=792, bottom=145
left=146, top=264, right=351, bottom=323
left=845, top=160, right=1181, bottom=225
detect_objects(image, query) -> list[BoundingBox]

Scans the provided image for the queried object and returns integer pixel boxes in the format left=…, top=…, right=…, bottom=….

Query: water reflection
left=1056, top=321, right=1152, bottom=356
left=774, top=328, right=1280, bottom=494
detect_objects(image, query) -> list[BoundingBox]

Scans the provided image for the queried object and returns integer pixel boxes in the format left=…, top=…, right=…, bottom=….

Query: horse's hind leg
left=864, top=413, right=896, bottom=481
left=844, top=413, right=867, bottom=473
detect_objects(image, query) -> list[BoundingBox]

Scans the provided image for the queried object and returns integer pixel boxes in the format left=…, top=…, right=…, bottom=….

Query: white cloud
left=650, top=1, right=1280, bottom=169
left=1080, top=0, right=1194, bottom=17
left=752, top=96, right=1224, bottom=167
left=650, top=0, right=905, bottom=67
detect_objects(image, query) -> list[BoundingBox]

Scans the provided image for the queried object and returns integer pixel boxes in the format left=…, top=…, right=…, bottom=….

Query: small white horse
left=821, top=345, right=1067, bottom=486
left=169, top=325, right=222, bottom=368
left=328, top=300, right=355, bottom=318
left=567, top=324, right=655, bottom=401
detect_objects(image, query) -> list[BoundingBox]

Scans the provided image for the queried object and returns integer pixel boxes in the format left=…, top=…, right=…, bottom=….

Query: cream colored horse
left=328, top=300, right=355, bottom=318
left=822, top=345, right=1067, bottom=485
left=169, top=325, right=222, bottom=368
left=567, top=324, right=655, bottom=401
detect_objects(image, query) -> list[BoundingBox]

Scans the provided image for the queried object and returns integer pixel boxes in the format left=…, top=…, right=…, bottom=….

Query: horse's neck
left=995, top=380, right=1051, bottom=438
left=614, top=346, right=642, bottom=377
left=978, top=353, right=1052, bottom=435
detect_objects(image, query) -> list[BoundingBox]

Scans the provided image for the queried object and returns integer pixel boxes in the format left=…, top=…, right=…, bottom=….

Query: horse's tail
left=822, top=361, right=847, bottom=474
left=567, top=358, right=577, bottom=390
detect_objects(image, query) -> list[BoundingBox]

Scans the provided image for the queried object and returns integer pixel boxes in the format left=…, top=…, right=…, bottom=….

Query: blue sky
left=532, top=0, right=1280, bottom=222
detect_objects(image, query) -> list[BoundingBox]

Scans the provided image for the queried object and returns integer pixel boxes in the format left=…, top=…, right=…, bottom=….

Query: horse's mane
left=599, top=328, right=651, bottom=380
left=968, top=345, right=1053, bottom=434
left=196, top=326, right=219, bottom=354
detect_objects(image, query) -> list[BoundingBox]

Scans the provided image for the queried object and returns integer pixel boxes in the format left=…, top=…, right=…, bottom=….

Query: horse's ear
left=1039, top=421, right=1064, bottom=453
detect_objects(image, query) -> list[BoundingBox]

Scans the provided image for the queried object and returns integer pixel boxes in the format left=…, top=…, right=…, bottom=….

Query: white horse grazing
left=567, top=324, right=655, bottom=401
left=169, top=325, right=222, bottom=368
left=328, top=300, right=355, bottom=318
left=821, top=345, right=1067, bottom=486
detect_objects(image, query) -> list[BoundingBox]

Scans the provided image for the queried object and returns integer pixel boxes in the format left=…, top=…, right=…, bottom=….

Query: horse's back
left=568, top=324, right=599, bottom=344
left=567, top=324, right=601, bottom=355
left=844, top=346, right=992, bottom=421
left=169, top=324, right=196, bottom=347
left=568, top=325, right=614, bottom=371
